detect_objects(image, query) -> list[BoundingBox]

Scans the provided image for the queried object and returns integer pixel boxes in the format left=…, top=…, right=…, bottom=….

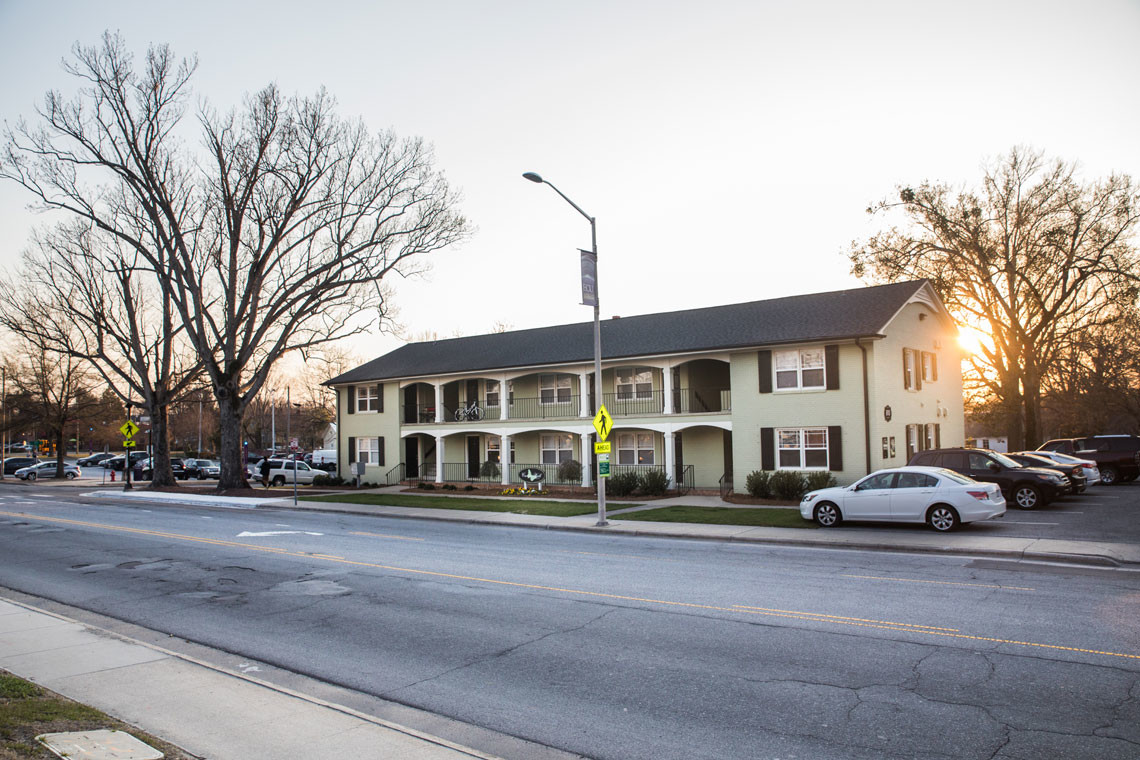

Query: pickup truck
left=1037, top=435, right=1140, bottom=485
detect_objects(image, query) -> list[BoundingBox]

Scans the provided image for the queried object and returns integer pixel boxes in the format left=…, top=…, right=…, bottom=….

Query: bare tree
left=850, top=147, right=1140, bottom=448
left=0, top=222, right=204, bottom=486
left=2, top=33, right=470, bottom=488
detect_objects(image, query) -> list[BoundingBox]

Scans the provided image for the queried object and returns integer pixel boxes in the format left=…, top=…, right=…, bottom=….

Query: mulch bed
left=723, top=493, right=798, bottom=506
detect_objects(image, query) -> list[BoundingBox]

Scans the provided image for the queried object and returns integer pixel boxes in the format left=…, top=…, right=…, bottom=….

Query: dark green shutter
left=828, top=426, right=843, bottom=471
left=377, top=436, right=385, bottom=466
left=761, top=427, right=775, bottom=470
left=348, top=436, right=356, bottom=462
left=347, top=386, right=356, bottom=414
left=825, top=344, right=839, bottom=390
left=758, top=351, right=772, bottom=393
left=376, top=384, right=383, bottom=413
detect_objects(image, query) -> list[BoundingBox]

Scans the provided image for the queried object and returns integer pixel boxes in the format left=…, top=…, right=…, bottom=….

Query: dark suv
left=908, top=448, right=1068, bottom=509
left=1038, top=435, right=1140, bottom=485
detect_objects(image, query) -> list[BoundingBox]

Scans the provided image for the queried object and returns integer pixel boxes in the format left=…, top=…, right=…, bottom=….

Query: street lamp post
left=522, top=171, right=608, bottom=526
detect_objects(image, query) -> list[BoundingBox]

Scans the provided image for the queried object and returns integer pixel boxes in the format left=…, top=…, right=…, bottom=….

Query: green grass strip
left=301, top=493, right=606, bottom=517
left=614, top=506, right=816, bottom=528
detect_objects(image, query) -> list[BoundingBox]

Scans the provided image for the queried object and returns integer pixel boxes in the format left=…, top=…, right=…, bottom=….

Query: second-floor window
left=540, top=375, right=571, bottom=405
left=357, top=385, right=381, bottom=412
left=775, top=349, right=825, bottom=390
left=922, top=351, right=938, bottom=383
left=616, top=368, right=653, bottom=399
left=903, top=348, right=918, bottom=390
left=486, top=380, right=500, bottom=407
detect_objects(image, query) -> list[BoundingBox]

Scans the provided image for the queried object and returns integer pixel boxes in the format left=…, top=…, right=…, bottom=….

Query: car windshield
left=938, top=469, right=975, bottom=485
left=988, top=451, right=1023, bottom=469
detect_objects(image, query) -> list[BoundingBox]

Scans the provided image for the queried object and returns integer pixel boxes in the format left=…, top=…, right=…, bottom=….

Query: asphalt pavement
left=1, top=478, right=1138, bottom=759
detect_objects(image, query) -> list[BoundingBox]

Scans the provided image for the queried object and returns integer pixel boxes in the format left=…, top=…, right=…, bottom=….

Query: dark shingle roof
left=327, top=280, right=929, bottom=385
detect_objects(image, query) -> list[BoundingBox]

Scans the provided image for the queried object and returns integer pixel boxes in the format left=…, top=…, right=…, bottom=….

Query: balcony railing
left=400, top=388, right=730, bottom=424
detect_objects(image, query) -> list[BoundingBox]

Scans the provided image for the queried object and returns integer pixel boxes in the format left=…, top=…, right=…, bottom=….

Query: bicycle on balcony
left=454, top=400, right=485, bottom=422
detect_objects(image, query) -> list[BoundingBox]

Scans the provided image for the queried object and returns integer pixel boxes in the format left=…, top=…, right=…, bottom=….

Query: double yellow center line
left=3, top=510, right=1136, bottom=661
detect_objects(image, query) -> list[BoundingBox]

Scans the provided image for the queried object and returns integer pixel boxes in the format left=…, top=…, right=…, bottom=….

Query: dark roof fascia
left=324, top=332, right=889, bottom=387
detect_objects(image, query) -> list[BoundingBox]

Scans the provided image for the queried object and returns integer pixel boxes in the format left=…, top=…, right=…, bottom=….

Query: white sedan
left=1024, top=450, right=1101, bottom=486
left=800, top=466, right=1005, bottom=531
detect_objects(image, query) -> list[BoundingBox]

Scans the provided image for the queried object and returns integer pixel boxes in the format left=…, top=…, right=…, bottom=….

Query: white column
left=435, top=435, right=445, bottom=483
left=501, top=434, right=511, bottom=485
left=663, top=365, right=674, bottom=414
left=581, top=432, right=592, bottom=487
left=665, top=431, right=676, bottom=489
left=500, top=376, right=509, bottom=420
left=435, top=383, right=443, bottom=423
left=579, top=371, right=591, bottom=417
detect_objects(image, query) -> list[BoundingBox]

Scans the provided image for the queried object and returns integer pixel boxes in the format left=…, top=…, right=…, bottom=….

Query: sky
left=1, top=0, right=1138, bottom=370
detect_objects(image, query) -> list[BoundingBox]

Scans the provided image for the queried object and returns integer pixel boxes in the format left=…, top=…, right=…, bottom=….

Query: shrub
left=479, top=460, right=501, bottom=479
left=768, top=470, right=807, bottom=501
left=803, top=471, right=837, bottom=493
left=640, top=468, right=669, bottom=496
left=557, top=459, right=583, bottom=484
left=745, top=470, right=771, bottom=499
left=464, top=484, right=475, bottom=491
left=442, top=483, right=457, bottom=491
left=417, top=482, right=436, bottom=490
left=608, top=470, right=641, bottom=497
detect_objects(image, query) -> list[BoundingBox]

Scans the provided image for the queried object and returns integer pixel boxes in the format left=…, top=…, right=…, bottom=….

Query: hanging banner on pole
left=579, top=249, right=597, bottom=306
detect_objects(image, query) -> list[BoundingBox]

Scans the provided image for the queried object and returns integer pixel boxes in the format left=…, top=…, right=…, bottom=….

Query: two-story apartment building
left=325, top=280, right=963, bottom=493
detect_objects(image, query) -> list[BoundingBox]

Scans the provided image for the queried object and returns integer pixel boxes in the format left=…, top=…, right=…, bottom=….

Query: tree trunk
left=53, top=427, right=67, bottom=478
left=217, top=387, right=248, bottom=490
left=148, top=401, right=177, bottom=487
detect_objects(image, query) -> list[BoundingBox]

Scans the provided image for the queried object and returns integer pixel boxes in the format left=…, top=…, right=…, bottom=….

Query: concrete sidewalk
left=83, top=485, right=1140, bottom=568
left=0, top=597, right=501, bottom=760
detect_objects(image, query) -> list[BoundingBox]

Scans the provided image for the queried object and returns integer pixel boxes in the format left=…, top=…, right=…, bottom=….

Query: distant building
left=325, top=280, right=964, bottom=492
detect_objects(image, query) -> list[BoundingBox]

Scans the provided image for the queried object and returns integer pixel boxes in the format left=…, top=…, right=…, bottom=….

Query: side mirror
left=988, top=462, right=1001, bottom=472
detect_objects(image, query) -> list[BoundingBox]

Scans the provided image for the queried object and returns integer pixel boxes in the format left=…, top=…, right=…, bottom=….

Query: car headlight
left=1037, top=473, right=1063, bottom=483
left=801, top=493, right=817, bottom=503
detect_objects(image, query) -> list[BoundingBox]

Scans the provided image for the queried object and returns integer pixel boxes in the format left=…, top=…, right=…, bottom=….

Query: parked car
left=263, top=459, right=319, bottom=486
left=1007, top=452, right=1087, bottom=494
left=1037, top=435, right=1140, bottom=485
left=800, top=466, right=1005, bottom=531
left=907, top=448, right=1068, bottom=509
left=2, top=457, right=38, bottom=475
left=77, top=453, right=115, bottom=468
left=309, top=448, right=337, bottom=472
left=133, top=457, right=187, bottom=481
left=102, top=452, right=150, bottom=471
left=203, top=460, right=221, bottom=479
left=15, top=461, right=81, bottom=481
left=1029, top=450, right=1101, bottom=486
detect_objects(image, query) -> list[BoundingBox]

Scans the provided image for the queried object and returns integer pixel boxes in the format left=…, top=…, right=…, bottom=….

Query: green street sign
left=598, top=453, right=610, bottom=478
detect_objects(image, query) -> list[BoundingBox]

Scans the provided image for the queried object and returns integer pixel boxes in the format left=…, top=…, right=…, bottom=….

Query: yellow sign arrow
left=592, top=405, right=613, bottom=442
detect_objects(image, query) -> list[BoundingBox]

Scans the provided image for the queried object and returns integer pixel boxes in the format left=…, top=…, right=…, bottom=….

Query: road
left=0, top=489, right=1138, bottom=759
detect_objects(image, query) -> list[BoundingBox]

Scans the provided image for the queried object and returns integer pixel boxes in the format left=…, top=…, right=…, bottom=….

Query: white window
left=540, top=374, right=572, bottom=405
left=541, top=434, right=573, bottom=464
left=356, top=385, right=381, bottom=412
left=906, top=424, right=920, bottom=458
left=617, top=432, right=655, bottom=465
left=486, top=380, right=500, bottom=407
left=777, top=427, right=828, bottom=469
left=774, top=349, right=825, bottom=390
left=357, top=437, right=380, bottom=465
left=925, top=423, right=940, bottom=450
left=616, top=368, right=653, bottom=400
left=486, top=437, right=500, bottom=463
left=904, top=349, right=918, bottom=390
left=922, top=352, right=937, bottom=383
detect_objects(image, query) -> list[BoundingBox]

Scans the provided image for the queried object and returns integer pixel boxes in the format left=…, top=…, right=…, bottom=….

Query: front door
left=467, top=436, right=480, bottom=478
left=404, top=385, right=418, bottom=424
left=405, top=437, right=419, bottom=479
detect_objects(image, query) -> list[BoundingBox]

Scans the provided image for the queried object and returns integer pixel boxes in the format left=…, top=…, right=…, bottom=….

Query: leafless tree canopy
left=2, top=33, right=471, bottom=487
left=850, top=147, right=1140, bottom=448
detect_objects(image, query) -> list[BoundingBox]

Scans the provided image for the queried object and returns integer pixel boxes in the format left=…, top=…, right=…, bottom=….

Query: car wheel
left=1100, top=466, right=1119, bottom=485
left=813, top=502, right=841, bottom=527
left=28, top=472, right=37, bottom=481
left=1013, top=484, right=1041, bottom=509
left=272, top=475, right=285, bottom=487
left=927, top=504, right=960, bottom=532
left=65, top=471, right=77, bottom=480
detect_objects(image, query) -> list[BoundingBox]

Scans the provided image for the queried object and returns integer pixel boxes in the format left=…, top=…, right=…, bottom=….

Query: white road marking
left=1001, top=521, right=1059, bottom=525
left=237, top=530, right=324, bottom=537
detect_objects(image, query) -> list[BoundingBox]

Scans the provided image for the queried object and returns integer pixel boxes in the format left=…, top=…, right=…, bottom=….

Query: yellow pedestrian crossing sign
left=120, top=420, right=140, bottom=438
left=593, top=405, right=613, bottom=442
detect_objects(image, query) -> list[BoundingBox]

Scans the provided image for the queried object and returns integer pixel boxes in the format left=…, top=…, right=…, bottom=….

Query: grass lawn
left=615, top=506, right=816, bottom=528
left=301, top=493, right=606, bottom=517
left=0, top=671, right=193, bottom=758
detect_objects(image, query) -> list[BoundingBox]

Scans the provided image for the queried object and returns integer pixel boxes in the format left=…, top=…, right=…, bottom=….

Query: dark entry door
left=405, top=438, right=419, bottom=478
left=404, top=385, right=418, bottom=424
left=466, top=379, right=479, bottom=407
left=467, top=436, right=480, bottom=478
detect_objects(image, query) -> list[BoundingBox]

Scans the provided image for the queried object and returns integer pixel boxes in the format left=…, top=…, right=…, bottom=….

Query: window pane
left=618, top=450, right=635, bottom=464
left=634, top=369, right=652, bottom=384
left=779, top=451, right=800, bottom=467
left=776, top=371, right=799, bottom=389
left=557, top=376, right=571, bottom=389
left=804, top=429, right=827, bottom=447
left=558, top=450, right=572, bottom=464
left=775, top=351, right=798, bottom=370
left=805, top=450, right=828, bottom=467
left=801, top=369, right=824, bottom=387
left=801, top=349, right=824, bottom=368
left=637, top=433, right=653, bottom=448
left=542, top=451, right=556, bottom=464
left=619, top=433, right=635, bottom=448
left=638, top=450, right=654, bottom=465
left=779, top=430, right=801, bottom=448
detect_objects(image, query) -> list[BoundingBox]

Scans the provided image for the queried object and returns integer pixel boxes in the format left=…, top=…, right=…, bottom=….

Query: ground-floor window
left=485, top=437, right=516, bottom=464
left=777, top=428, right=828, bottom=469
left=541, top=433, right=574, bottom=464
left=357, top=437, right=382, bottom=465
left=924, top=423, right=940, bottom=451
left=617, top=432, right=655, bottom=465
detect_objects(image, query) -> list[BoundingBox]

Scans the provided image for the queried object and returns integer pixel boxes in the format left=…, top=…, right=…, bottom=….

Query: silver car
left=15, top=461, right=82, bottom=481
